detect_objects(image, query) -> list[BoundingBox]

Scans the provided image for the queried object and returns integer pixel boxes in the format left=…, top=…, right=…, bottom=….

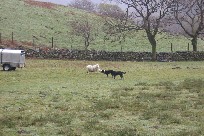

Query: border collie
left=111, top=71, right=126, bottom=79
left=101, top=70, right=114, bottom=77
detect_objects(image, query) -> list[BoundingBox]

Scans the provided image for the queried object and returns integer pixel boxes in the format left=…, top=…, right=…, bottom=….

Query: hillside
left=0, top=0, right=204, bottom=52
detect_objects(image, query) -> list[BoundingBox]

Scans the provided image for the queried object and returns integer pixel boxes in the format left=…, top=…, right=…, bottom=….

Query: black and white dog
left=101, top=70, right=126, bottom=79
left=111, top=71, right=126, bottom=79
left=101, top=70, right=114, bottom=77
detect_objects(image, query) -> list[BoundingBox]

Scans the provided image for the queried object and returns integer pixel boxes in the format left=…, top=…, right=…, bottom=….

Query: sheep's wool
left=86, top=64, right=100, bottom=72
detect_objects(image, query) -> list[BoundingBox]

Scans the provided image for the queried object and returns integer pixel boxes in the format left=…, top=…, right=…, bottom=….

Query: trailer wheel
left=3, top=64, right=11, bottom=71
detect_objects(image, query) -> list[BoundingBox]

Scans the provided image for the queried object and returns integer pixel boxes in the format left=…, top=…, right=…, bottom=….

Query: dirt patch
left=24, top=0, right=56, bottom=9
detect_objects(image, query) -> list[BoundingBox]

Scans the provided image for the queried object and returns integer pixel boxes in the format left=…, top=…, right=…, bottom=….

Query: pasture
left=0, top=59, right=204, bottom=135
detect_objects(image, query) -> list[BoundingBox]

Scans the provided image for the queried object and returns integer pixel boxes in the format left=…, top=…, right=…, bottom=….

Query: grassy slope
left=0, top=0, right=104, bottom=49
left=0, top=0, right=204, bottom=52
left=0, top=60, right=204, bottom=135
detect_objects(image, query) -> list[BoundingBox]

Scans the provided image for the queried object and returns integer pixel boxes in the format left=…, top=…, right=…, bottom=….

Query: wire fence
left=0, top=32, right=203, bottom=52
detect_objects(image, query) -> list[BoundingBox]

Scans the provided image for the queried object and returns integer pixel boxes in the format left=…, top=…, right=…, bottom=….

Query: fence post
left=188, top=43, right=190, bottom=51
left=171, top=43, right=173, bottom=52
left=121, top=44, right=123, bottom=52
left=0, top=33, right=1, bottom=44
left=32, top=38, right=35, bottom=47
left=12, top=32, right=14, bottom=43
left=52, top=37, right=54, bottom=48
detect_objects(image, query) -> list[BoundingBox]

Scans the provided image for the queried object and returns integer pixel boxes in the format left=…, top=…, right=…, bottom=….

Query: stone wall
left=24, top=47, right=204, bottom=61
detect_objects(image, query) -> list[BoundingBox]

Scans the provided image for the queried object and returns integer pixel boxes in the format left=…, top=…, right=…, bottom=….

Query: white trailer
left=0, top=49, right=25, bottom=71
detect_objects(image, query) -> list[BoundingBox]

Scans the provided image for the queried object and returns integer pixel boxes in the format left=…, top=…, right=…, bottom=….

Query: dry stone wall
left=24, top=47, right=204, bottom=61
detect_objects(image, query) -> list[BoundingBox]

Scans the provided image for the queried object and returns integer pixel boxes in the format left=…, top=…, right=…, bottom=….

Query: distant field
left=1, top=0, right=204, bottom=52
left=0, top=59, right=204, bottom=135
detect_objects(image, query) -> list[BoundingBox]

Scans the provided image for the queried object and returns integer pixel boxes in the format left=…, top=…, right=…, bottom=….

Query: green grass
left=0, top=59, right=204, bottom=135
left=1, top=0, right=204, bottom=52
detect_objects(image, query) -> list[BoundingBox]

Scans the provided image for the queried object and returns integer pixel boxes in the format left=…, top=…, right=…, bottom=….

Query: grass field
left=0, top=59, right=204, bottom=135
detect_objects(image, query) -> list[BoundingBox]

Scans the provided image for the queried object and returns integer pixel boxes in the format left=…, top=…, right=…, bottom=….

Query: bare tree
left=100, top=3, right=132, bottom=45
left=70, top=19, right=95, bottom=50
left=98, top=3, right=125, bottom=19
left=69, top=0, right=96, bottom=12
left=107, top=0, right=174, bottom=61
left=173, top=0, right=204, bottom=51
left=102, top=10, right=135, bottom=46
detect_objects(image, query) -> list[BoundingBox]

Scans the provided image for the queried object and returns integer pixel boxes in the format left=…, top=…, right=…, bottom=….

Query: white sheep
left=86, top=64, right=101, bottom=73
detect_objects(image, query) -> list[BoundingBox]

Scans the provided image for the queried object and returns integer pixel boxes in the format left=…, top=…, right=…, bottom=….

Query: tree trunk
left=84, top=37, right=89, bottom=50
left=85, top=40, right=87, bottom=50
left=147, top=33, right=157, bottom=61
left=191, top=36, right=198, bottom=51
left=151, top=43, right=157, bottom=61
